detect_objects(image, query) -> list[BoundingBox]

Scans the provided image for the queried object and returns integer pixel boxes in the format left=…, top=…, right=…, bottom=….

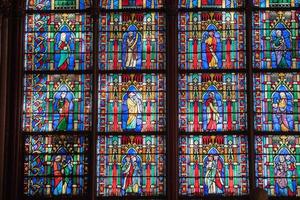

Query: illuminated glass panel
left=178, top=73, right=247, bottom=132
left=255, top=135, right=300, bottom=196
left=23, top=74, right=92, bottom=132
left=254, top=73, right=300, bottom=131
left=99, top=12, right=166, bottom=70
left=26, top=0, right=90, bottom=10
left=25, top=13, right=92, bottom=71
left=253, top=10, right=300, bottom=69
left=97, top=135, right=166, bottom=196
left=253, top=0, right=300, bottom=7
left=24, top=135, right=88, bottom=196
left=178, top=12, right=245, bottom=70
left=99, top=0, right=164, bottom=9
left=179, top=135, right=249, bottom=196
left=178, top=0, right=244, bottom=8
left=98, top=73, right=166, bottom=132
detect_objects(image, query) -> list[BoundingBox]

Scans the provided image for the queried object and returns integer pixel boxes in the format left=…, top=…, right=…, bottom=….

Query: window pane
left=99, top=12, right=166, bottom=70
left=99, top=0, right=164, bottom=9
left=97, top=135, right=166, bottom=196
left=255, top=135, right=300, bottom=196
left=25, top=13, right=92, bottom=71
left=253, top=10, right=300, bottom=69
left=253, top=0, right=300, bottom=7
left=26, top=0, right=90, bottom=10
left=178, top=12, right=245, bottom=70
left=23, top=74, right=92, bottom=132
left=179, top=135, right=249, bottom=196
left=24, top=135, right=89, bottom=196
left=254, top=73, right=300, bottom=131
left=98, top=73, right=166, bottom=132
left=178, top=0, right=244, bottom=8
left=178, top=73, right=247, bottom=132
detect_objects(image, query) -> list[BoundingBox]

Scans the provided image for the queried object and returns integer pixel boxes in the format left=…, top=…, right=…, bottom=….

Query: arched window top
left=26, top=0, right=91, bottom=10
left=99, top=0, right=164, bottom=9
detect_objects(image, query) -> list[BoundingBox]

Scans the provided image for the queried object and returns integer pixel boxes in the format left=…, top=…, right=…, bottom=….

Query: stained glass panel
left=253, top=0, right=300, bottom=7
left=253, top=11, right=300, bottom=69
left=25, top=13, right=92, bottom=71
left=178, top=73, right=247, bottom=132
left=24, top=135, right=88, bottom=196
left=178, top=12, right=245, bottom=70
left=255, top=135, right=300, bottom=196
left=254, top=73, right=300, bottom=131
left=96, top=135, right=166, bottom=196
left=98, top=73, right=166, bottom=132
left=179, top=135, right=249, bottom=196
left=23, top=74, right=92, bottom=132
left=26, top=0, right=90, bottom=10
left=99, top=0, right=164, bottom=9
left=99, top=12, right=166, bottom=70
left=178, top=0, right=244, bottom=8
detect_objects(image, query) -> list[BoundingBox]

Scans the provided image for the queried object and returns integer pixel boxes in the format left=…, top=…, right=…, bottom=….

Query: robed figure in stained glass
left=122, top=85, right=143, bottom=132
left=55, top=29, right=74, bottom=70
left=121, top=148, right=142, bottom=195
left=204, top=90, right=221, bottom=131
left=272, top=86, right=293, bottom=131
left=122, top=25, right=142, bottom=69
left=202, top=27, right=222, bottom=69
left=274, top=149, right=297, bottom=196
left=270, top=24, right=291, bottom=68
left=52, top=148, right=73, bottom=195
left=204, top=149, right=224, bottom=194
left=53, top=86, right=74, bottom=131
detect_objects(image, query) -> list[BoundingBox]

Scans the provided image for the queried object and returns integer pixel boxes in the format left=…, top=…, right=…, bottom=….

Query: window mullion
left=90, top=1, right=99, bottom=199
left=245, top=0, right=255, bottom=196
left=166, top=0, right=178, bottom=200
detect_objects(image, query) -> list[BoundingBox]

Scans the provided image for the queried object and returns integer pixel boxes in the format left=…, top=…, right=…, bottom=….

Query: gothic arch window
left=96, top=0, right=167, bottom=196
left=253, top=0, right=300, bottom=197
left=23, top=0, right=92, bottom=197
left=178, top=0, right=249, bottom=197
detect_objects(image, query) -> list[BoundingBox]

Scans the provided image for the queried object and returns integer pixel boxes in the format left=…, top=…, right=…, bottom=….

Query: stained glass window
left=178, top=0, right=244, bottom=8
left=178, top=12, right=246, bottom=70
left=253, top=1, right=300, bottom=197
left=253, top=0, right=300, bottom=7
left=179, top=135, right=248, bottom=196
left=254, top=73, right=300, bottom=131
left=19, top=0, right=300, bottom=198
left=23, top=0, right=92, bottom=197
left=178, top=73, right=247, bottom=132
left=24, top=135, right=89, bottom=195
left=178, top=1, right=248, bottom=197
left=98, top=73, right=166, bottom=132
left=97, top=0, right=166, bottom=197
left=99, top=12, right=166, bottom=70
left=99, top=0, right=164, bottom=9
left=253, top=10, right=300, bottom=69
left=97, top=135, right=166, bottom=196
left=255, top=135, right=300, bottom=196
left=26, top=0, right=91, bottom=10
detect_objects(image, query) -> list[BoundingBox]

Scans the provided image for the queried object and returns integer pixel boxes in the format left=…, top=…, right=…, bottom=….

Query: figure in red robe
left=205, top=30, right=218, bottom=69
left=53, top=155, right=63, bottom=195
left=122, top=156, right=134, bottom=194
left=205, top=92, right=219, bottom=131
